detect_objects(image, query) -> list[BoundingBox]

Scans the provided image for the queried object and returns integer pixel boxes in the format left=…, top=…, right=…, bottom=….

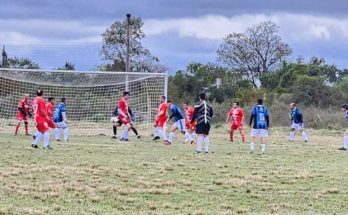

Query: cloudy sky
left=1, top=0, right=348, bottom=72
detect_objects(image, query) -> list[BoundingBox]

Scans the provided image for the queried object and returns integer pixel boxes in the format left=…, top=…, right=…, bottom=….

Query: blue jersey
left=53, top=102, right=66, bottom=123
left=169, top=105, right=184, bottom=121
left=249, top=105, right=269, bottom=129
left=345, top=110, right=348, bottom=124
left=290, top=108, right=303, bottom=124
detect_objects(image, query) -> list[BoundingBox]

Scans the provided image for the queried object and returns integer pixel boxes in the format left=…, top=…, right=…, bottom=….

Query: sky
left=1, top=0, right=348, bottom=73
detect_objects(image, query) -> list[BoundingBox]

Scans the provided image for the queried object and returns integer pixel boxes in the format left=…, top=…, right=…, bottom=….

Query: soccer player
left=153, top=96, right=168, bottom=142
left=338, top=104, right=348, bottom=151
left=114, top=92, right=132, bottom=142
left=111, top=107, right=118, bottom=139
left=31, top=90, right=51, bottom=149
left=33, top=97, right=56, bottom=140
left=191, top=93, right=213, bottom=153
left=15, top=94, right=32, bottom=135
left=120, top=106, right=141, bottom=141
left=166, top=100, right=193, bottom=145
left=249, top=99, right=269, bottom=154
left=183, top=103, right=196, bottom=142
left=289, top=102, right=308, bottom=142
left=225, top=102, right=245, bottom=142
left=53, top=98, right=69, bottom=142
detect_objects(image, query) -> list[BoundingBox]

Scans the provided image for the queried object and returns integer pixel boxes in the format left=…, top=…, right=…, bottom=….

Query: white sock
left=184, top=131, right=193, bottom=142
left=289, top=131, right=295, bottom=141
left=250, top=142, right=255, bottom=152
left=54, top=128, right=61, bottom=140
left=302, top=131, right=308, bottom=142
left=168, top=132, right=175, bottom=143
left=191, top=133, right=196, bottom=140
left=154, top=128, right=159, bottom=137
left=32, top=132, right=43, bottom=145
left=63, top=127, right=69, bottom=141
left=121, top=128, right=128, bottom=139
left=197, top=135, right=204, bottom=152
left=261, top=144, right=266, bottom=153
left=34, top=131, right=39, bottom=136
left=43, top=132, right=50, bottom=148
left=343, top=136, right=348, bottom=148
left=204, top=136, right=209, bottom=152
left=157, top=128, right=167, bottom=141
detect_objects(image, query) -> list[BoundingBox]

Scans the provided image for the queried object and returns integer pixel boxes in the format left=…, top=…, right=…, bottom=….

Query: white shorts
left=251, top=129, right=268, bottom=137
left=291, top=122, right=304, bottom=131
left=55, top=121, right=67, bottom=129
left=173, top=119, right=186, bottom=132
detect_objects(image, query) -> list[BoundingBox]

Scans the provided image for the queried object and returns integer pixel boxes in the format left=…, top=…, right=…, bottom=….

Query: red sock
left=230, top=133, right=233, bottom=142
left=241, top=133, right=246, bottom=142
left=15, top=124, right=20, bottom=134
left=25, top=124, right=29, bottom=134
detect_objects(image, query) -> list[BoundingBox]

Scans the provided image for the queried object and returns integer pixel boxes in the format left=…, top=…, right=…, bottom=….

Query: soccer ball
left=110, top=116, right=118, bottom=123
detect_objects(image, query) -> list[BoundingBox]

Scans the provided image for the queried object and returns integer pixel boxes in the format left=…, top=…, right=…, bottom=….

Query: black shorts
left=196, top=123, right=211, bottom=135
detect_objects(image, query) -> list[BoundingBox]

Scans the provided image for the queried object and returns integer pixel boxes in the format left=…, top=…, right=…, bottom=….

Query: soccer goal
left=0, top=68, right=168, bottom=136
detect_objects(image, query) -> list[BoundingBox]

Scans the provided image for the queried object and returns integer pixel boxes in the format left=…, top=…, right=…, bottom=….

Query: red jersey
left=185, top=107, right=195, bottom=122
left=117, top=97, right=129, bottom=118
left=17, top=99, right=30, bottom=115
left=228, top=107, right=244, bottom=125
left=157, top=102, right=168, bottom=122
left=33, top=96, right=47, bottom=124
left=46, top=102, right=54, bottom=119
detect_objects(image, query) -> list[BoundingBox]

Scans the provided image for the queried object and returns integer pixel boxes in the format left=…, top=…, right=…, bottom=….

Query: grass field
left=0, top=127, right=347, bottom=215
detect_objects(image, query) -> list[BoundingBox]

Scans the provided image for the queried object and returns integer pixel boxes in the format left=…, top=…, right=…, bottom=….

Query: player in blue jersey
left=53, top=98, right=69, bottom=142
left=338, top=104, right=348, bottom=151
left=289, top=103, right=308, bottom=143
left=249, top=99, right=269, bottom=154
left=165, top=100, right=194, bottom=145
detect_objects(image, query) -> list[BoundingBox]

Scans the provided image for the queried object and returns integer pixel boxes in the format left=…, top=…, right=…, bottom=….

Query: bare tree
left=217, top=21, right=292, bottom=87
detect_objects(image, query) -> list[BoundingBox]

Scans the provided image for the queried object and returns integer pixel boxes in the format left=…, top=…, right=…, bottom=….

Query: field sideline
left=0, top=127, right=347, bottom=214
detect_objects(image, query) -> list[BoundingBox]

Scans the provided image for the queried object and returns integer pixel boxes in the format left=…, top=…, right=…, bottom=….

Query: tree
left=100, top=17, right=163, bottom=73
left=217, top=21, right=292, bottom=87
left=1, top=45, right=9, bottom=68
left=1, top=46, right=39, bottom=69
left=57, top=62, right=75, bottom=70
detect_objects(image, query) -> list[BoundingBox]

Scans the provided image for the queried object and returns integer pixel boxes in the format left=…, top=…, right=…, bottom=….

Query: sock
left=168, top=132, right=175, bottom=143
left=121, top=128, right=128, bottom=139
left=184, top=131, right=193, bottom=142
left=15, top=124, right=20, bottom=134
left=34, top=131, right=39, bottom=136
left=113, top=126, right=117, bottom=136
left=230, top=132, right=233, bottom=141
left=154, top=128, right=159, bottom=137
left=196, top=135, right=204, bottom=152
left=131, top=127, right=139, bottom=136
left=63, top=127, right=69, bottom=141
left=191, top=133, right=196, bottom=140
left=343, top=136, right=348, bottom=148
left=240, top=130, right=246, bottom=141
left=43, top=132, right=50, bottom=148
left=250, top=142, right=255, bottom=152
left=157, top=128, right=167, bottom=141
left=24, top=124, right=29, bottom=134
left=289, top=131, right=295, bottom=141
left=204, top=136, right=209, bottom=152
left=302, top=131, right=308, bottom=142
left=261, top=144, right=266, bottom=153
left=32, top=132, right=43, bottom=145
left=54, top=128, right=60, bottom=140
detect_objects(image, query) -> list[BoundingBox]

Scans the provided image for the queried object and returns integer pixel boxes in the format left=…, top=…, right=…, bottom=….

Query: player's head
left=167, top=100, right=173, bottom=108
left=160, top=95, right=166, bottom=103
left=123, top=91, right=130, bottom=100
left=257, top=99, right=263, bottom=105
left=24, top=94, right=29, bottom=101
left=233, top=101, right=239, bottom=108
left=48, top=97, right=55, bottom=104
left=199, top=92, right=206, bottom=101
left=290, top=102, right=296, bottom=109
left=341, top=104, right=348, bottom=111
left=61, top=97, right=66, bottom=104
left=36, top=89, right=43, bottom=97
left=183, top=103, right=188, bottom=110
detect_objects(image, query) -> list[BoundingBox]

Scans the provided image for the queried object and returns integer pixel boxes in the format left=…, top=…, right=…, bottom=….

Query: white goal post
left=0, top=68, right=168, bottom=136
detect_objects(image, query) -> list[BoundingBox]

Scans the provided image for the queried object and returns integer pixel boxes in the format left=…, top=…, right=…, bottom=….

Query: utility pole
left=125, top=13, right=131, bottom=91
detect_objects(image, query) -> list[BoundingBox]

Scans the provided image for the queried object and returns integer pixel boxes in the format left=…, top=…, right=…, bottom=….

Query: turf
left=0, top=127, right=347, bottom=215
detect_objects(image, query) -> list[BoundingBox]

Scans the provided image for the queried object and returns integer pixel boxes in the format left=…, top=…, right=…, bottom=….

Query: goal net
left=0, top=68, right=167, bottom=136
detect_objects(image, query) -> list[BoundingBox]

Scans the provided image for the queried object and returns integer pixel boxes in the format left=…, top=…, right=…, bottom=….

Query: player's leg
left=130, top=125, right=140, bottom=138
left=54, top=122, right=61, bottom=141
left=31, top=131, right=43, bottom=148
left=15, top=114, right=23, bottom=135
left=260, top=129, right=268, bottom=154
left=203, top=124, right=211, bottom=153
left=339, top=130, right=348, bottom=150
left=289, top=123, right=296, bottom=141
left=238, top=125, right=246, bottom=142
left=24, top=119, right=29, bottom=135
left=196, top=134, right=204, bottom=153
left=62, top=123, right=69, bottom=142
left=168, top=124, right=178, bottom=144
left=156, top=121, right=168, bottom=142
left=179, top=119, right=193, bottom=144
left=112, top=125, right=117, bottom=139
left=249, top=129, right=257, bottom=153
left=299, top=125, right=308, bottom=142
left=121, top=122, right=131, bottom=141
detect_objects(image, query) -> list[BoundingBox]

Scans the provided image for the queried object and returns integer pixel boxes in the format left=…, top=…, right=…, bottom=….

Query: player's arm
left=241, top=109, right=244, bottom=125
left=190, top=106, right=198, bottom=124
left=117, top=107, right=128, bottom=118
left=18, top=102, right=26, bottom=116
left=249, top=108, right=255, bottom=127
left=39, top=102, right=48, bottom=119
left=266, top=110, right=270, bottom=129
left=225, top=112, right=230, bottom=123
left=298, top=111, right=303, bottom=125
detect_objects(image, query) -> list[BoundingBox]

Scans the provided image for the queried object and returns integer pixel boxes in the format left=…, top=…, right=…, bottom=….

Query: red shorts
left=155, top=119, right=166, bottom=128
left=118, top=116, right=130, bottom=124
left=36, top=121, right=49, bottom=133
left=46, top=119, right=56, bottom=129
left=185, top=120, right=196, bottom=131
left=230, top=123, right=243, bottom=131
left=17, top=113, right=28, bottom=122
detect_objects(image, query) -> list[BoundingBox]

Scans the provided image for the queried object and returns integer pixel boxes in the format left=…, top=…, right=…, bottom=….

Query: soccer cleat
left=163, top=140, right=171, bottom=145
left=153, top=136, right=160, bottom=141
left=194, top=150, right=201, bottom=154
left=249, top=150, right=254, bottom=154
left=120, top=138, right=129, bottom=142
left=111, top=136, right=117, bottom=139
left=43, top=146, right=53, bottom=150
left=31, top=144, right=38, bottom=149
left=32, top=135, right=36, bottom=140
left=304, top=140, right=308, bottom=143
left=204, top=151, right=209, bottom=154
left=338, top=147, right=347, bottom=151
left=190, top=140, right=195, bottom=145
left=137, top=135, right=141, bottom=139
left=55, top=139, right=61, bottom=142
left=25, top=133, right=31, bottom=136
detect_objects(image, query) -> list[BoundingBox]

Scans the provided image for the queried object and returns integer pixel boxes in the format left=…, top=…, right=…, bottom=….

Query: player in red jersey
left=31, top=90, right=52, bottom=149
left=226, top=101, right=246, bottom=142
left=183, top=103, right=196, bottom=142
left=45, top=97, right=56, bottom=129
left=14, top=94, right=32, bottom=135
left=153, top=95, right=168, bottom=143
left=114, top=92, right=132, bottom=141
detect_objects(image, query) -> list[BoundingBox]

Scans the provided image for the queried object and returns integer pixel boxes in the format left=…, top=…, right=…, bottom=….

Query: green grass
left=0, top=127, right=347, bottom=215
